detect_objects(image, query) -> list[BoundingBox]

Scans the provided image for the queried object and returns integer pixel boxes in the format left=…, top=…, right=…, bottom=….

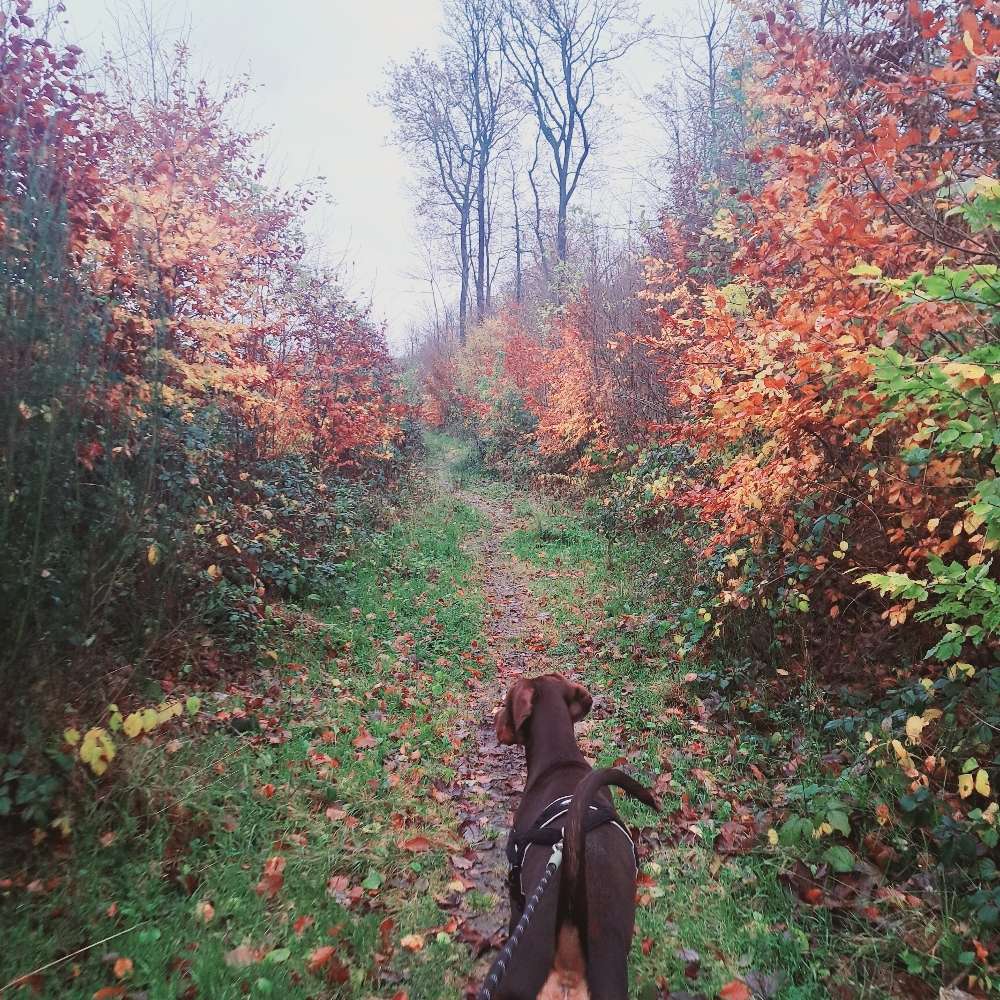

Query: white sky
left=59, top=1, right=686, bottom=350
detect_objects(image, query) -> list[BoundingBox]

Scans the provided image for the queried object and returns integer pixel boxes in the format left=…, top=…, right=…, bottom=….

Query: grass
left=1, top=482, right=486, bottom=999
left=497, top=495, right=914, bottom=999
left=1, top=435, right=966, bottom=998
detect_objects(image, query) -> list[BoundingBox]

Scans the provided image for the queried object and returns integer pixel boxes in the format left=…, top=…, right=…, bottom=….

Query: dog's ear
left=495, top=679, right=535, bottom=745
left=562, top=679, right=593, bottom=723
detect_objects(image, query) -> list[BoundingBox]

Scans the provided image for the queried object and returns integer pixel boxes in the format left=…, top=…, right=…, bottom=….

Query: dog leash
left=476, top=839, right=564, bottom=1000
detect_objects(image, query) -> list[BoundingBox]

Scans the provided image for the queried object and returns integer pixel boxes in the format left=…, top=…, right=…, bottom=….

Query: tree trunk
left=556, top=176, right=569, bottom=262
left=512, top=172, right=523, bottom=303
left=458, top=211, right=470, bottom=344
left=475, top=163, right=487, bottom=322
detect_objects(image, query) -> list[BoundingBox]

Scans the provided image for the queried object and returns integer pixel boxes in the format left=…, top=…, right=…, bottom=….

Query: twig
left=0, top=921, right=150, bottom=992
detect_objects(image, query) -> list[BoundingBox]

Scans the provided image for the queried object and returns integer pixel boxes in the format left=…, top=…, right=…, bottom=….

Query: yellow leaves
left=125, top=703, right=178, bottom=736
left=947, top=661, right=976, bottom=682
left=79, top=728, right=116, bottom=777
left=206, top=564, right=223, bottom=582
left=905, top=708, right=942, bottom=745
left=67, top=695, right=192, bottom=779
left=156, top=702, right=182, bottom=725
left=709, top=208, right=738, bottom=244
left=51, top=814, right=72, bottom=837
left=972, top=175, right=1000, bottom=199
left=849, top=260, right=883, bottom=279
left=941, top=361, right=988, bottom=383
left=959, top=760, right=992, bottom=799
left=890, top=739, right=915, bottom=772
left=767, top=827, right=779, bottom=846
left=146, top=543, right=160, bottom=566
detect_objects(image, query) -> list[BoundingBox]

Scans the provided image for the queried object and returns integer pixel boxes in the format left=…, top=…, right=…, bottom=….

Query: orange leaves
left=254, top=855, right=285, bottom=899
left=351, top=726, right=378, bottom=750
left=399, top=834, right=432, bottom=853
left=626, top=0, right=1000, bottom=667
left=400, top=933, right=425, bottom=952
left=112, top=958, right=133, bottom=980
left=719, top=981, right=752, bottom=1000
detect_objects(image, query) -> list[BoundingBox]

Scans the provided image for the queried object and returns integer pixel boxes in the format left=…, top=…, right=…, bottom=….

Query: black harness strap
left=505, top=794, right=635, bottom=908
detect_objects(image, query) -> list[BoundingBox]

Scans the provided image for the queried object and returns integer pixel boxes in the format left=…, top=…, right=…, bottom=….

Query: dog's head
left=495, top=673, right=593, bottom=746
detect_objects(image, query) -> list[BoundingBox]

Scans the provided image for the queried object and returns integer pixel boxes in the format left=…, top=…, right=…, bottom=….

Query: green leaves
left=822, top=845, right=855, bottom=873
left=858, top=572, right=928, bottom=602
left=360, top=869, right=383, bottom=891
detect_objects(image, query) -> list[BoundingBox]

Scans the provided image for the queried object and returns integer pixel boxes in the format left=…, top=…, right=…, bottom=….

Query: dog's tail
left=547, top=769, right=658, bottom=986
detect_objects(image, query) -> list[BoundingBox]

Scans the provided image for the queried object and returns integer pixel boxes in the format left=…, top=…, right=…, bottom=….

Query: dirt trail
left=434, top=459, right=560, bottom=975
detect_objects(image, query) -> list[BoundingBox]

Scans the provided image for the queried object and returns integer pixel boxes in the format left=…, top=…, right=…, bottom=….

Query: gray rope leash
left=477, top=840, right=564, bottom=1000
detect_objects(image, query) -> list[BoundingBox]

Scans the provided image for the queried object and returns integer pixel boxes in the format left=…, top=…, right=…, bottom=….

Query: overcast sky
left=59, top=1, right=685, bottom=350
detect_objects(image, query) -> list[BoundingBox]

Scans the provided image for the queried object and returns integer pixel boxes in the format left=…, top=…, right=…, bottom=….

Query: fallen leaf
left=293, top=915, right=314, bottom=936
left=224, top=945, right=260, bottom=968
left=308, top=945, right=335, bottom=974
left=112, top=958, right=132, bottom=980
left=401, top=835, right=431, bottom=853
left=352, top=726, right=377, bottom=749
left=719, top=981, right=752, bottom=1000
left=254, top=855, right=285, bottom=899
left=400, top=933, right=424, bottom=952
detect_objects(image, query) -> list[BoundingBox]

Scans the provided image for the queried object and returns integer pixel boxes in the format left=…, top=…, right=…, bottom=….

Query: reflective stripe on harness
left=505, top=794, right=637, bottom=903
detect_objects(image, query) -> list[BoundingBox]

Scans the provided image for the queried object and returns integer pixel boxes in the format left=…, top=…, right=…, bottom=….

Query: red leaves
left=254, top=855, right=285, bottom=899
left=306, top=945, right=348, bottom=983
left=352, top=725, right=377, bottom=750
left=719, top=982, right=752, bottom=1000
left=399, top=834, right=432, bottom=853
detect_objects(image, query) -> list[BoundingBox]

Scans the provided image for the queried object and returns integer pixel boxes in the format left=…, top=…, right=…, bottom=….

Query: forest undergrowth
left=2, top=432, right=960, bottom=999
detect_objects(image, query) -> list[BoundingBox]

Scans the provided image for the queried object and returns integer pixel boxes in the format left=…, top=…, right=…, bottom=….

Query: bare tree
left=649, top=0, right=748, bottom=233
left=379, top=51, right=478, bottom=343
left=500, top=0, right=648, bottom=263
left=445, top=0, right=519, bottom=323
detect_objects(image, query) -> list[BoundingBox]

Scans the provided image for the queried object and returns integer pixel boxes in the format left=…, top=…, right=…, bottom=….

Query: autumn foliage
left=422, top=3, right=1000, bottom=916
left=0, top=4, right=411, bottom=709
left=427, top=0, right=1000, bottom=677
left=637, top=2, right=1000, bottom=674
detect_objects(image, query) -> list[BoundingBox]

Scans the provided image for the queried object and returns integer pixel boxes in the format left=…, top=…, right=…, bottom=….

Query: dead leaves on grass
left=254, top=855, right=285, bottom=899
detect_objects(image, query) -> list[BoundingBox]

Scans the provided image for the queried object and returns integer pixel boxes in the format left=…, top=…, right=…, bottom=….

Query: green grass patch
left=499, top=492, right=911, bottom=998
left=1, top=491, right=486, bottom=999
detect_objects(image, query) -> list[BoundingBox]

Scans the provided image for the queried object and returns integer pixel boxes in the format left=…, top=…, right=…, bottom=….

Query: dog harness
left=505, top=793, right=637, bottom=906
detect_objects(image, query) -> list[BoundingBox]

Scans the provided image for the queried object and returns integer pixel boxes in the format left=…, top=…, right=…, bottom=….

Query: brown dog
left=493, top=674, right=657, bottom=1000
